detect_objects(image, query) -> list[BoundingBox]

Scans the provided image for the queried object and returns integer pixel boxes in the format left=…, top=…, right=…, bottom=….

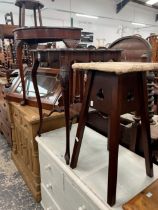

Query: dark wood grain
left=70, top=70, right=153, bottom=206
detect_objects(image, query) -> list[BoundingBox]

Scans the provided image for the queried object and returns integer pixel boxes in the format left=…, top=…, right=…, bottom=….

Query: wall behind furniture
left=0, top=0, right=158, bottom=46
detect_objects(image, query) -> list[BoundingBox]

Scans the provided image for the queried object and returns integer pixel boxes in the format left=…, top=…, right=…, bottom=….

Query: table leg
left=21, top=4, right=25, bottom=27
left=38, top=7, right=43, bottom=26
left=19, top=7, right=22, bottom=27
left=107, top=77, right=121, bottom=206
left=16, top=41, right=26, bottom=105
left=70, top=71, right=94, bottom=169
left=31, top=59, right=43, bottom=136
left=138, top=72, right=153, bottom=177
left=33, top=9, right=37, bottom=27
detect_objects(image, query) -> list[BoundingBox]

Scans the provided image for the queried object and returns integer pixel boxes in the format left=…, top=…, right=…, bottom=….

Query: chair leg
left=16, top=41, right=26, bottom=105
left=70, top=71, right=94, bottom=169
left=31, top=60, right=42, bottom=136
left=139, top=73, right=153, bottom=177
left=107, top=82, right=121, bottom=206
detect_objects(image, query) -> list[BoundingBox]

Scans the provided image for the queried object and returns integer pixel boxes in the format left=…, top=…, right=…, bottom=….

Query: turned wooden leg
left=16, top=41, right=26, bottom=105
left=107, top=79, right=121, bottom=206
left=138, top=72, right=153, bottom=177
left=70, top=71, right=93, bottom=169
left=21, top=4, right=25, bottom=27
left=38, top=7, right=43, bottom=26
left=19, top=7, right=22, bottom=27
left=31, top=59, right=42, bottom=136
left=33, top=9, right=37, bottom=27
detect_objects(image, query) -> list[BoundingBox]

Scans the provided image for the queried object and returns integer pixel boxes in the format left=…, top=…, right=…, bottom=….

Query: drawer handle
left=45, top=164, right=51, bottom=171
left=78, top=205, right=86, bottom=210
left=46, top=183, right=53, bottom=190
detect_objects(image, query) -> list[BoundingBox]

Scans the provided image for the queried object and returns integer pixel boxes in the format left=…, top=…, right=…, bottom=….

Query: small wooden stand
left=70, top=62, right=158, bottom=206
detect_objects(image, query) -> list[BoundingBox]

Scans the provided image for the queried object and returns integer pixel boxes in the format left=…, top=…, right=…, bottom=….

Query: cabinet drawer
left=64, top=175, right=99, bottom=210
left=39, top=145, right=100, bottom=210
left=41, top=183, right=61, bottom=210
left=39, top=146, right=73, bottom=209
left=39, top=147, right=63, bottom=193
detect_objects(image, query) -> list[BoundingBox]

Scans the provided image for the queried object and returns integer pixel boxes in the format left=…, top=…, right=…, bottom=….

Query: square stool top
left=72, top=62, right=158, bottom=74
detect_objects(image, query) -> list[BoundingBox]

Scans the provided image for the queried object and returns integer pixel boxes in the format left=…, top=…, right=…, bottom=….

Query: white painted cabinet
left=37, top=125, right=158, bottom=210
left=38, top=144, right=101, bottom=210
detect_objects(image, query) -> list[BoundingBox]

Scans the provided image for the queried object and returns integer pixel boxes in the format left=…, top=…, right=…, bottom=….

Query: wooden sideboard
left=0, top=77, right=12, bottom=145
left=9, top=102, right=65, bottom=202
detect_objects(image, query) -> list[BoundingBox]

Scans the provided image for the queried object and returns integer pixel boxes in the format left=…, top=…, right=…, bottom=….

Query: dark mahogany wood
left=13, top=27, right=82, bottom=44
left=109, top=35, right=151, bottom=62
left=31, top=59, right=42, bottom=136
left=12, top=27, right=83, bottom=165
left=15, top=0, right=44, bottom=27
left=70, top=70, right=153, bottom=206
left=32, top=48, right=122, bottom=164
left=15, top=0, right=44, bottom=10
left=13, top=27, right=82, bottom=106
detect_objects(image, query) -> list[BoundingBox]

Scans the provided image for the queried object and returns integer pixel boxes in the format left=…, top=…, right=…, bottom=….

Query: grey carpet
left=0, top=134, right=43, bottom=210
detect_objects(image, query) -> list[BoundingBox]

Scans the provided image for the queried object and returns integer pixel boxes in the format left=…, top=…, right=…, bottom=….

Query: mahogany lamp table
left=15, top=0, right=44, bottom=27
left=13, top=26, right=82, bottom=105
left=70, top=62, right=158, bottom=206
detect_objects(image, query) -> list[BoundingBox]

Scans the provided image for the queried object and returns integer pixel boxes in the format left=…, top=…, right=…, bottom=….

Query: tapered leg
left=70, top=71, right=94, bottom=169
left=38, top=7, right=43, bottom=26
left=31, top=60, right=42, bottom=136
left=107, top=78, right=121, bottom=206
left=21, top=4, right=25, bottom=27
left=138, top=72, right=153, bottom=177
left=19, top=8, right=21, bottom=27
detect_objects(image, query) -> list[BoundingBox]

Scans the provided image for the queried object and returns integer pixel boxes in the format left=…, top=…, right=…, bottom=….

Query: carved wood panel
left=9, top=102, right=65, bottom=201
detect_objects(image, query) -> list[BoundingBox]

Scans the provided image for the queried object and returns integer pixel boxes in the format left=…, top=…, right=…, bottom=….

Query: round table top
left=15, top=0, right=44, bottom=10
left=13, top=26, right=83, bottom=45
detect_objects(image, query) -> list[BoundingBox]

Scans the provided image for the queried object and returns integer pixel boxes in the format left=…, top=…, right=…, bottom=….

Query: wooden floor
left=0, top=134, right=43, bottom=210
